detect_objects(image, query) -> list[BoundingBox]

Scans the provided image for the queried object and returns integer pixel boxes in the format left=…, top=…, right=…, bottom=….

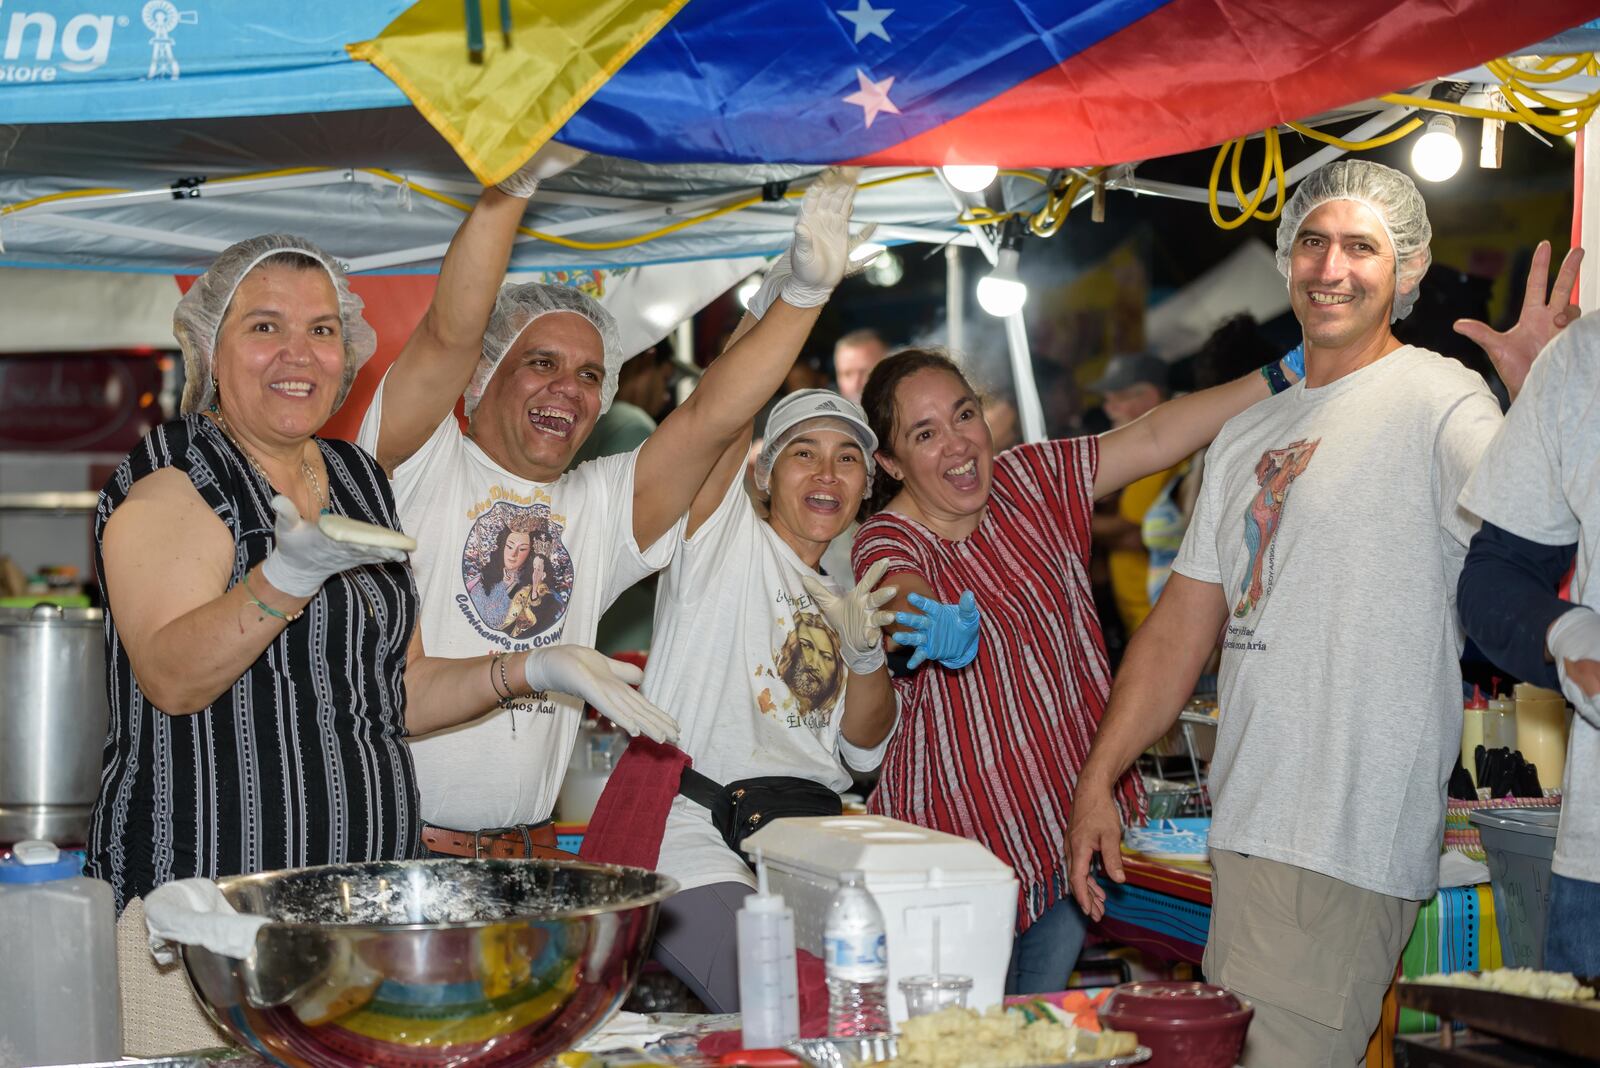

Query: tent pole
left=945, top=244, right=965, bottom=356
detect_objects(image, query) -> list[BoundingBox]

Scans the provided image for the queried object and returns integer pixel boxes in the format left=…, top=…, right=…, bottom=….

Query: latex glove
left=802, top=560, right=898, bottom=675
left=496, top=141, right=588, bottom=199
left=144, top=877, right=269, bottom=964
left=745, top=167, right=862, bottom=318
left=1282, top=343, right=1305, bottom=379
left=1454, top=241, right=1582, bottom=399
left=892, top=590, right=981, bottom=670
left=1548, top=606, right=1600, bottom=726
left=260, top=495, right=408, bottom=598
left=523, top=645, right=679, bottom=744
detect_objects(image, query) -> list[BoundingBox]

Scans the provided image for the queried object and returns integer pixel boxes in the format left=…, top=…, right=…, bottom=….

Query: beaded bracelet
left=243, top=572, right=304, bottom=623
left=488, top=652, right=511, bottom=702
left=497, top=653, right=517, bottom=706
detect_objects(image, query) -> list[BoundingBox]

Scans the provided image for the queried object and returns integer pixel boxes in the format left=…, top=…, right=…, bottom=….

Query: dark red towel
left=578, top=735, right=690, bottom=870
left=695, top=948, right=831, bottom=1055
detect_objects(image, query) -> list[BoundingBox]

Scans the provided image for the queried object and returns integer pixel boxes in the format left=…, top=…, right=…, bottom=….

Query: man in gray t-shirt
left=1064, top=160, right=1579, bottom=1067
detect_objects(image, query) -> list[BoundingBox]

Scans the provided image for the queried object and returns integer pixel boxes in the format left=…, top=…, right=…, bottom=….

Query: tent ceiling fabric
left=0, top=109, right=963, bottom=273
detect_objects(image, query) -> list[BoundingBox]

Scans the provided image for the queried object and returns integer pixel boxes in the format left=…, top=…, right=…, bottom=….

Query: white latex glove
left=496, top=141, right=589, bottom=199
left=144, top=878, right=269, bottom=965
left=801, top=559, right=898, bottom=675
left=523, top=645, right=679, bottom=744
left=746, top=167, right=862, bottom=318
left=1548, top=606, right=1600, bottom=727
left=259, top=495, right=408, bottom=599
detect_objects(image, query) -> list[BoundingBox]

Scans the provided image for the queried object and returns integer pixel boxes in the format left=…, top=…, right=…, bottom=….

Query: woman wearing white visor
left=604, top=388, right=899, bottom=1011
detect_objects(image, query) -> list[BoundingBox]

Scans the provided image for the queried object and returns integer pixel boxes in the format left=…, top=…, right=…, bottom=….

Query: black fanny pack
left=679, top=767, right=842, bottom=859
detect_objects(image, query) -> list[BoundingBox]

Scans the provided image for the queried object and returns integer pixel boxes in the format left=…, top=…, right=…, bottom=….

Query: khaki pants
left=1205, top=850, right=1420, bottom=1068
left=117, top=897, right=235, bottom=1057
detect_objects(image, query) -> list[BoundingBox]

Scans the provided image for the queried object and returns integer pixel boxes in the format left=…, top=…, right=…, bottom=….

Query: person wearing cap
left=1067, top=160, right=1580, bottom=1065
left=91, top=234, right=667, bottom=1053
left=355, top=160, right=864, bottom=862
left=1089, top=350, right=1177, bottom=632
left=596, top=387, right=898, bottom=1012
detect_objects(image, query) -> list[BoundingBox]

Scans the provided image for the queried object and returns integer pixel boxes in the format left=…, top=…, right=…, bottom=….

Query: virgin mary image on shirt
left=462, top=501, right=574, bottom=641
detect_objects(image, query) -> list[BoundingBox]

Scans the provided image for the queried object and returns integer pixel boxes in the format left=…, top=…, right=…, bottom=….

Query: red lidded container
left=1099, top=980, right=1253, bottom=1068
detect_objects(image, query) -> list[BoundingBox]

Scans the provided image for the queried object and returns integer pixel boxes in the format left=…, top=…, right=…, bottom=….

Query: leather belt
left=420, top=820, right=576, bottom=860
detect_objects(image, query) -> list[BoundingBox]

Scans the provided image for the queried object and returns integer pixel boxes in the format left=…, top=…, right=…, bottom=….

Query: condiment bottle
left=738, top=850, right=799, bottom=1048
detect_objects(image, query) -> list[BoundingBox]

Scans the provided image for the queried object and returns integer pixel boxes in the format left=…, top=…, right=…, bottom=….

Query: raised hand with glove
left=494, top=141, right=588, bottom=200
left=259, top=495, right=409, bottom=599
left=745, top=168, right=872, bottom=320
left=802, top=559, right=899, bottom=675
left=893, top=590, right=981, bottom=670
left=523, top=645, right=680, bottom=744
left=1548, top=606, right=1600, bottom=726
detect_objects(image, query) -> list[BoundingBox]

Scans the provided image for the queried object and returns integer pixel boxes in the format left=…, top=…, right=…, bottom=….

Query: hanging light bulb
left=977, top=246, right=1027, bottom=317
left=1411, top=115, right=1463, bottom=183
left=942, top=164, right=999, bottom=193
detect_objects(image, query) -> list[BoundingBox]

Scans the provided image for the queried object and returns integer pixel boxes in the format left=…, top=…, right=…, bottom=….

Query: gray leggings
left=651, top=881, right=754, bottom=1013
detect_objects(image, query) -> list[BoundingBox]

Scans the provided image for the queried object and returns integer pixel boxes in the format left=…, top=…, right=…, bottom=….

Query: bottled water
left=823, top=870, right=889, bottom=1036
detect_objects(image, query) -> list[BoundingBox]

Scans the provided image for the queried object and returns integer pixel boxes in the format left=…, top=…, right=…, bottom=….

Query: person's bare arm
left=1093, top=364, right=1290, bottom=500
left=632, top=170, right=859, bottom=548
left=1066, top=571, right=1226, bottom=919
left=101, top=469, right=312, bottom=714
left=372, top=187, right=531, bottom=473
left=879, top=569, right=936, bottom=653
left=1092, top=509, right=1146, bottom=551
left=839, top=663, right=897, bottom=748
left=682, top=311, right=766, bottom=538
left=401, top=625, right=502, bottom=736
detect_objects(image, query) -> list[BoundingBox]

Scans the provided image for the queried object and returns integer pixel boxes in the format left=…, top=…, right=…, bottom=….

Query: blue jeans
left=1006, top=897, right=1088, bottom=995
left=1544, top=872, right=1600, bottom=974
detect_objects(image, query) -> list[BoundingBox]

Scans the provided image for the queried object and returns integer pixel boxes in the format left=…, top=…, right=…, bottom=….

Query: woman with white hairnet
left=89, top=233, right=670, bottom=1053
left=578, top=382, right=899, bottom=1013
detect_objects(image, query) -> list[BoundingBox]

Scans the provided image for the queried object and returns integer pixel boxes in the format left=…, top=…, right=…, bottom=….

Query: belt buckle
left=472, top=824, right=534, bottom=858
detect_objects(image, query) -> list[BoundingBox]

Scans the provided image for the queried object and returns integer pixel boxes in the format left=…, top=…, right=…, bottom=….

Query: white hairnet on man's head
left=1275, top=160, right=1433, bottom=322
left=465, top=282, right=623, bottom=420
left=174, top=234, right=377, bottom=415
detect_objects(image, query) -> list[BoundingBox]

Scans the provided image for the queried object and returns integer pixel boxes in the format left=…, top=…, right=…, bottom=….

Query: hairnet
left=755, top=389, right=877, bottom=494
left=465, top=282, right=623, bottom=420
left=174, top=234, right=377, bottom=415
left=1275, top=160, right=1433, bottom=322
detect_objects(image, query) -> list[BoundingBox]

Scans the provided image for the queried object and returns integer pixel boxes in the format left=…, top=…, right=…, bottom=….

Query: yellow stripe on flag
left=350, top=0, right=687, bottom=185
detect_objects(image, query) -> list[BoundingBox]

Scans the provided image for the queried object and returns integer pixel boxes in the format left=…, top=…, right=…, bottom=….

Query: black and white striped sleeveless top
left=88, top=415, right=420, bottom=911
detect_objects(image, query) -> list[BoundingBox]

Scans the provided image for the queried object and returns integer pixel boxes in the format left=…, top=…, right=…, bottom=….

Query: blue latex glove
left=1282, top=343, right=1305, bottom=379
left=892, top=591, right=981, bottom=670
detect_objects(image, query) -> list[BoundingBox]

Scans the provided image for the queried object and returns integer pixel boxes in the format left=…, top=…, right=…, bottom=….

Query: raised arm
left=631, top=168, right=859, bottom=548
left=1093, top=357, right=1294, bottom=499
left=1453, top=241, right=1581, bottom=401
left=373, top=146, right=585, bottom=473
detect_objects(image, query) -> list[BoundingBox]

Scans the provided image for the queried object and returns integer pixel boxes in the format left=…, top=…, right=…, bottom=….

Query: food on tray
left=317, top=514, right=418, bottom=552
left=1417, top=968, right=1597, bottom=1001
left=890, top=1004, right=1139, bottom=1066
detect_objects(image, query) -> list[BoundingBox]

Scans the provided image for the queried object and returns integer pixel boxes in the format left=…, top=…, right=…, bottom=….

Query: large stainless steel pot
left=0, top=604, right=109, bottom=845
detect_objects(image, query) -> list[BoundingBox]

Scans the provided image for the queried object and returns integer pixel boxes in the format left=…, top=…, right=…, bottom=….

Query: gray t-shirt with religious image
left=1460, top=317, right=1600, bottom=883
left=1174, top=346, right=1502, bottom=899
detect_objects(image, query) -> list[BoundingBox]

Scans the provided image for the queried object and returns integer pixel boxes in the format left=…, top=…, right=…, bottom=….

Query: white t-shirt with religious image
left=645, top=474, right=890, bottom=893
left=1173, top=346, right=1502, bottom=899
left=1460, top=318, right=1600, bottom=883
left=357, top=373, right=679, bottom=831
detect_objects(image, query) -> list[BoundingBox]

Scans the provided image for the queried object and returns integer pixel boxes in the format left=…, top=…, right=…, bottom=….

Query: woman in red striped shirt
left=852, top=348, right=1295, bottom=993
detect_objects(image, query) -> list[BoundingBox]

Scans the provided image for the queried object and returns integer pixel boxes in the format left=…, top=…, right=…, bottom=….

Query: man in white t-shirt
left=357, top=160, right=864, bottom=858
left=1065, top=160, right=1579, bottom=1065
left=1458, top=313, right=1600, bottom=975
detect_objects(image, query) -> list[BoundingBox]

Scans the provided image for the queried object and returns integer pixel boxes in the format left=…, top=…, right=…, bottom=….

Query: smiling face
left=501, top=529, right=532, bottom=577
left=213, top=263, right=346, bottom=444
left=471, top=311, right=607, bottom=480
left=1288, top=200, right=1405, bottom=352
left=765, top=421, right=869, bottom=564
left=877, top=368, right=994, bottom=533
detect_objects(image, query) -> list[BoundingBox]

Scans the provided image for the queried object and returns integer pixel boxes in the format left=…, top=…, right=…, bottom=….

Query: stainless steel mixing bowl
left=181, top=858, right=677, bottom=1068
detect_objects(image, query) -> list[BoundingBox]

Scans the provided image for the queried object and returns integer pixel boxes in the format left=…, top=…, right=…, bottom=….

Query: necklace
left=210, top=407, right=327, bottom=513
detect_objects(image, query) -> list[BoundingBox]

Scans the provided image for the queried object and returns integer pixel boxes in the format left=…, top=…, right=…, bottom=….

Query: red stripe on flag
left=851, top=0, right=1596, bottom=167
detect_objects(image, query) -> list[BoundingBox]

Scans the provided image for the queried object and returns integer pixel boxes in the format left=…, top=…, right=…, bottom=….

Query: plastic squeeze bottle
left=738, top=850, right=800, bottom=1048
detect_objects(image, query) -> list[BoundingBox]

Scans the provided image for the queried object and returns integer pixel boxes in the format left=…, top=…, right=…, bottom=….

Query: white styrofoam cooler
left=742, top=814, right=1018, bottom=1025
